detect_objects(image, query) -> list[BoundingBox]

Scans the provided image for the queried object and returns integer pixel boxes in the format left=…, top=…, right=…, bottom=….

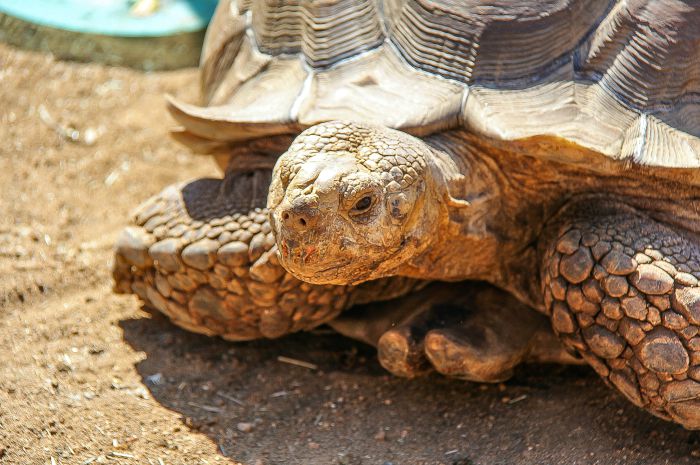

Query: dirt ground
left=1, top=43, right=700, bottom=465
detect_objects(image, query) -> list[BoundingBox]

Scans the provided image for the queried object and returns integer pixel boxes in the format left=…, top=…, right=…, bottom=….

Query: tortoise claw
left=424, top=327, right=517, bottom=383
left=378, top=325, right=432, bottom=378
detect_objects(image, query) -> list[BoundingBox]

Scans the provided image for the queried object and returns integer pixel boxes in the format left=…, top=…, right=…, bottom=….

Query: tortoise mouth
left=274, top=227, right=411, bottom=285
left=276, top=237, right=357, bottom=284
left=284, top=259, right=355, bottom=285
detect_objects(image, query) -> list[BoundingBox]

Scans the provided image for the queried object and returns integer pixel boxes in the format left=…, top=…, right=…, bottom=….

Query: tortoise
left=114, top=0, right=700, bottom=429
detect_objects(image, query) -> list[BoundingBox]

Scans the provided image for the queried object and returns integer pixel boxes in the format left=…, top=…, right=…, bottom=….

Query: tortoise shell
left=168, top=0, right=700, bottom=169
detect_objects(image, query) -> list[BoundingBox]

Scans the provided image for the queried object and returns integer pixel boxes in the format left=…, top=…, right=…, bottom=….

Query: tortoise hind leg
left=329, top=282, right=578, bottom=381
left=421, top=284, right=577, bottom=382
left=113, top=171, right=352, bottom=340
left=541, top=200, right=700, bottom=429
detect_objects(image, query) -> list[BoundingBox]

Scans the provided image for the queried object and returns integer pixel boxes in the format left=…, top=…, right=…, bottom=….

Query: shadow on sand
left=121, top=311, right=699, bottom=465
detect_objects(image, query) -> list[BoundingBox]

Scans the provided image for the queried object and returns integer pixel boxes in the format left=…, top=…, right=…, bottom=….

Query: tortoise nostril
left=280, top=206, right=316, bottom=233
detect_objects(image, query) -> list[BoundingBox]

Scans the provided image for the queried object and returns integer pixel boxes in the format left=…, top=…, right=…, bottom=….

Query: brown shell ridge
left=575, top=0, right=700, bottom=111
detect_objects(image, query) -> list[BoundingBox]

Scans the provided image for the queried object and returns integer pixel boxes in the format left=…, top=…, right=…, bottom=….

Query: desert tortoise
left=115, top=0, right=700, bottom=428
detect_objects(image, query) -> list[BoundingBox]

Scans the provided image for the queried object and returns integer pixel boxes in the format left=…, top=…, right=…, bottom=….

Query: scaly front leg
left=541, top=200, right=700, bottom=428
left=114, top=170, right=418, bottom=341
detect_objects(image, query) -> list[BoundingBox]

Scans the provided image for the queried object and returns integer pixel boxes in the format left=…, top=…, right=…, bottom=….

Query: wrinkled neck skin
left=391, top=133, right=543, bottom=309
left=396, top=147, right=503, bottom=276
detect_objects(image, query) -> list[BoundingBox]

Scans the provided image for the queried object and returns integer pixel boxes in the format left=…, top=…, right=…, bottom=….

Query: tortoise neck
left=393, top=137, right=500, bottom=276
left=425, top=133, right=500, bottom=207
left=392, top=133, right=541, bottom=304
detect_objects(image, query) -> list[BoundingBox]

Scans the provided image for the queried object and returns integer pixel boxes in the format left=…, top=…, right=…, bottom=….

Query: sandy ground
left=1, top=43, right=700, bottom=465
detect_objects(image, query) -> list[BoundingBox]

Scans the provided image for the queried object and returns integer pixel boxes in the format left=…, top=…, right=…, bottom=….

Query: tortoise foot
left=543, top=200, right=700, bottom=429
left=332, top=282, right=575, bottom=381
left=424, top=326, right=522, bottom=383
left=421, top=285, right=563, bottom=382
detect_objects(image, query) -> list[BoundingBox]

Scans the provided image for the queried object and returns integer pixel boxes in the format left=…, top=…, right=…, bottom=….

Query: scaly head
left=268, top=121, right=468, bottom=285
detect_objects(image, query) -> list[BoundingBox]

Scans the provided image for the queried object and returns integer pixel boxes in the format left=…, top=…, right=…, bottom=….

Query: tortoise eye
left=351, top=195, right=373, bottom=214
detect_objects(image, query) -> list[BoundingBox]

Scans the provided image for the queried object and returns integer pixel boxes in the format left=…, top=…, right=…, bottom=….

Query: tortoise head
left=268, top=121, right=464, bottom=285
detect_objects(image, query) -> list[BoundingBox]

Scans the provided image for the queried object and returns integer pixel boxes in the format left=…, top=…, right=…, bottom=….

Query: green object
left=0, top=0, right=218, bottom=70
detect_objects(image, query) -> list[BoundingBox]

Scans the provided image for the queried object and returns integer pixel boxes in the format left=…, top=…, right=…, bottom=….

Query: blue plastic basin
left=0, top=0, right=217, bottom=37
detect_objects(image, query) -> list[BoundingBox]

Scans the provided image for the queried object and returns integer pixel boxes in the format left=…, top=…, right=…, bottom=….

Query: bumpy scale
left=542, top=201, right=700, bottom=427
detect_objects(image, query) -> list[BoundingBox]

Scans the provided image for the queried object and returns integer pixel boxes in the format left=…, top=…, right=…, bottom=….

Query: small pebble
left=237, top=422, right=255, bottom=433
left=145, top=373, right=164, bottom=386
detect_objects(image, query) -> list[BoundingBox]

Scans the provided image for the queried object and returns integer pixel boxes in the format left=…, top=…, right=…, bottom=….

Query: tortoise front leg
left=114, top=171, right=419, bottom=341
left=330, top=282, right=578, bottom=381
left=541, top=200, right=700, bottom=429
